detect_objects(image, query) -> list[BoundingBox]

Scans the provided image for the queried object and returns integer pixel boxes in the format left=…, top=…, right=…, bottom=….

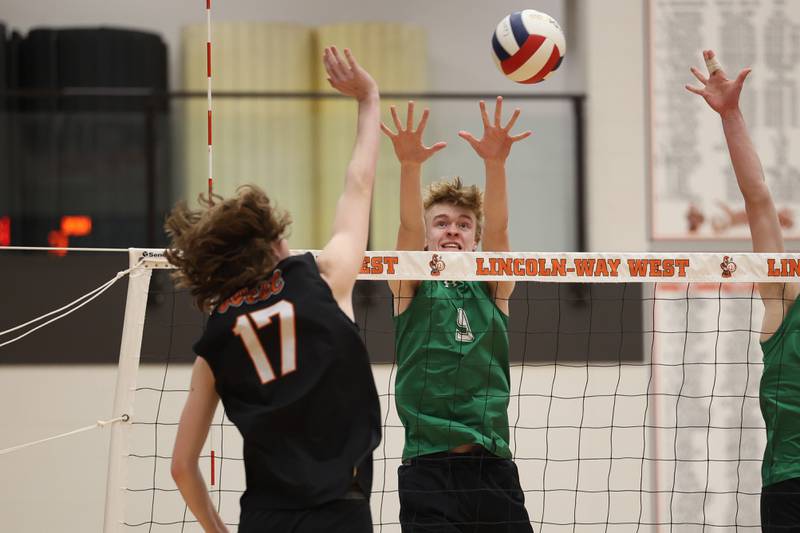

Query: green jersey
left=759, top=297, right=800, bottom=487
left=394, top=280, right=511, bottom=460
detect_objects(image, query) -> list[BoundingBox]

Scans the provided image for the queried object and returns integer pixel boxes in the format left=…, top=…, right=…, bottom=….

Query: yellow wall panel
left=179, top=23, right=317, bottom=247
left=314, top=23, right=428, bottom=250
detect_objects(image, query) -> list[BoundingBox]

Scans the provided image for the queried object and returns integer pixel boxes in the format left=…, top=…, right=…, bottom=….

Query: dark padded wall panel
left=0, top=23, right=7, bottom=96
left=11, top=27, right=170, bottom=247
left=20, top=28, right=168, bottom=111
left=0, top=23, right=7, bottom=226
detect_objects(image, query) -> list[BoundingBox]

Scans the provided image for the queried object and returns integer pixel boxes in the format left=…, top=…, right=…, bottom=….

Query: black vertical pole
left=144, top=93, right=156, bottom=246
left=573, top=96, right=586, bottom=252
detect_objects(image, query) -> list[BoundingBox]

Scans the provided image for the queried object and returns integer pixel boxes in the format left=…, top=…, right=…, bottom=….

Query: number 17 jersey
left=194, top=252, right=381, bottom=510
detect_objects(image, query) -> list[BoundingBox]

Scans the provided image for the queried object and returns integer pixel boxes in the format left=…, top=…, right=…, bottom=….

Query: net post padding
left=103, top=249, right=159, bottom=533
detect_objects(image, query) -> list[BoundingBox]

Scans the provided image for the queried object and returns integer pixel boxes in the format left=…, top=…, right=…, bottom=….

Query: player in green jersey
left=688, top=49, right=800, bottom=531
left=381, top=98, right=534, bottom=532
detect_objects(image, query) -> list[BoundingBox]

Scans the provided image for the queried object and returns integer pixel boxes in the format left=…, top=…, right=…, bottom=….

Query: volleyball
left=491, top=9, right=565, bottom=84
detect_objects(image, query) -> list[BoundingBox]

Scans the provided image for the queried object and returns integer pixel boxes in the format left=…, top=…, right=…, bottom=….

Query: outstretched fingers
left=406, top=101, right=415, bottom=131
left=458, top=130, right=480, bottom=151
left=428, top=141, right=447, bottom=155
left=322, top=49, right=334, bottom=81
left=735, top=68, right=752, bottom=87
left=493, top=96, right=503, bottom=127
left=479, top=100, right=490, bottom=129
left=504, top=108, right=521, bottom=132
left=343, top=48, right=358, bottom=71
left=703, top=48, right=728, bottom=79
left=389, top=105, right=403, bottom=132
left=690, top=66, right=708, bottom=86
left=511, top=130, right=532, bottom=143
left=380, top=121, right=397, bottom=139
left=685, top=83, right=705, bottom=96
left=330, top=47, right=349, bottom=80
left=323, top=47, right=349, bottom=84
left=416, top=108, right=431, bottom=134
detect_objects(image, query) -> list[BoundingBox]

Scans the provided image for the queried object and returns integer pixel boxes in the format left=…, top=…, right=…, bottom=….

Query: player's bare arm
left=382, top=101, right=447, bottom=303
left=459, top=96, right=531, bottom=312
left=315, top=47, right=381, bottom=320
left=171, top=357, right=229, bottom=533
left=687, top=49, right=799, bottom=336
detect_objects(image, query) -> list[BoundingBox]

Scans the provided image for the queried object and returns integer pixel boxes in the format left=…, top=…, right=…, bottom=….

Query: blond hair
left=424, top=177, right=484, bottom=242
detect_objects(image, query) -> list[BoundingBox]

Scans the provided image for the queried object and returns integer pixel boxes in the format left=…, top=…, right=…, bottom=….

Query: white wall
left=0, top=367, right=116, bottom=533
left=583, top=0, right=649, bottom=252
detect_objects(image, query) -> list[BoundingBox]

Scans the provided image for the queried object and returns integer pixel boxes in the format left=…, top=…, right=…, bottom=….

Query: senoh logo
left=142, top=250, right=166, bottom=258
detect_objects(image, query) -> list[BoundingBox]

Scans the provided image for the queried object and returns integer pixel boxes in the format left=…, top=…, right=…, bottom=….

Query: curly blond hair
left=164, top=185, right=291, bottom=311
left=423, top=177, right=484, bottom=243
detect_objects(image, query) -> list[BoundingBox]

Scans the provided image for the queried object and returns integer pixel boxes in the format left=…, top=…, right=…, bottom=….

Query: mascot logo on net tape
left=429, top=254, right=446, bottom=276
left=720, top=256, right=737, bottom=278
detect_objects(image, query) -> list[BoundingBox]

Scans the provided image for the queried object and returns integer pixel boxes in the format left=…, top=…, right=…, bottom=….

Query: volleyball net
left=3, top=248, right=793, bottom=531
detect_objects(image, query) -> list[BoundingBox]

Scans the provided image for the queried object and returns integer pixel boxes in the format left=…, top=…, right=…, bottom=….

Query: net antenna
left=104, top=2, right=216, bottom=527
left=206, top=0, right=214, bottom=200
left=204, top=0, right=220, bottom=493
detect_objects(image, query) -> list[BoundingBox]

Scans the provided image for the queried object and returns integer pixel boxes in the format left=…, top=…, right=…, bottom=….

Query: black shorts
left=398, top=449, right=533, bottom=533
left=239, top=496, right=371, bottom=533
left=761, top=477, right=800, bottom=532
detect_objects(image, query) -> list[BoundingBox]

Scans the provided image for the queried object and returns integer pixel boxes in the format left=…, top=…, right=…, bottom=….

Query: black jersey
left=193, top=252, right=381, bottom=510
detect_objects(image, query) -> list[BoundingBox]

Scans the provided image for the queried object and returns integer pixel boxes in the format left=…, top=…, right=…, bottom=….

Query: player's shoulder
left=263, top=252, right=323, bottom=290
left=281, top=251, right=317, bottom=271
left=760, top=282, right=800, bottom=343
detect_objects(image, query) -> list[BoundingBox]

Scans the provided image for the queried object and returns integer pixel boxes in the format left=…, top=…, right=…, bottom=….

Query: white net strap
left=0, top=267, right=134, bottom=349
left=134, top=248, right=800, bottom=283
left=0, top=415, right=129, bottom=456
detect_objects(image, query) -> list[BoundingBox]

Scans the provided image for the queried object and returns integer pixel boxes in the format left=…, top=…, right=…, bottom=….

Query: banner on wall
left=651, top=282, right=764, bottom=527
left=649, top=0, right=800, bottom=241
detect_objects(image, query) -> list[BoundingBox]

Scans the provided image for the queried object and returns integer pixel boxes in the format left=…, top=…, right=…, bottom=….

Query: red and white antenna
left=206, top=0, right=217, bottom=488
left=206, top=0, right=214, bottom=199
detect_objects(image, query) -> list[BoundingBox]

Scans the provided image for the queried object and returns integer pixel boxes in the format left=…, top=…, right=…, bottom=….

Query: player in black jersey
left=166, top=46, right=382, bottom=533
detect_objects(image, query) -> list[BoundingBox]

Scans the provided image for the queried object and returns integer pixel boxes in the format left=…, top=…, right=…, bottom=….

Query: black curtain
left=0, top=23, right=9, bottom=235
left=9, top=27, right=170, bottom=247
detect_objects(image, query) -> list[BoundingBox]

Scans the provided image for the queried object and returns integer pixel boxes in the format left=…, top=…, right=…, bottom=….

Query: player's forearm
left=344, top=91, right=381, bottom=196
left=721, top=109, right=770, bottom=203
left=482, top=159, right=510, bottom=245
left=174, top=466, right=228, bottom=532
left=398, top=161, right=425, bottom=233
left=721, top=108, right=784, bottom=253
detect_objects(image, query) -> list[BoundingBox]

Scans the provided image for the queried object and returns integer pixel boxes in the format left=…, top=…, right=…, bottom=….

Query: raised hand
left=459, top=96, right=531, bottom=163
left=381, top=101, right=447, bottom=165
left=323, top=46, right=377, bottom=102
left=685, top=49, right=751, bottom=116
